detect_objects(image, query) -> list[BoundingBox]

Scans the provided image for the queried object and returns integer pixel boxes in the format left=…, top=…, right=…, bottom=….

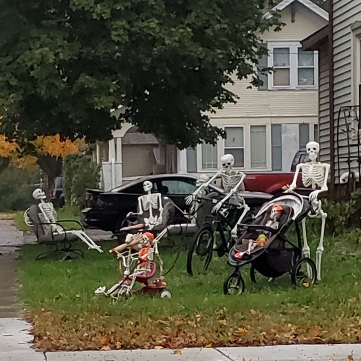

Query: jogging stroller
left=223, top=193, right=317, bottom=295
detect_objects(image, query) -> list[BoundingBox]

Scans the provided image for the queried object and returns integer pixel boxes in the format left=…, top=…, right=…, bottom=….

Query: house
left=301, top=0, right=361, bottom=197
left=96, top=0, right=328, bottom=190
left=180, top=0, right=328, bottom=176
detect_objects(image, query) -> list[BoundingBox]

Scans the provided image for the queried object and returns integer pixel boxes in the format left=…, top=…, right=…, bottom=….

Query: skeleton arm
left=286, top=164, right=302, bottom=192
left=309, top=164, right=330, bottom=202
left=212, top=172, right=246, bottom=213
left=137, top=196, right=144, bottom=215
left=185, top=171, right=222, bottom=205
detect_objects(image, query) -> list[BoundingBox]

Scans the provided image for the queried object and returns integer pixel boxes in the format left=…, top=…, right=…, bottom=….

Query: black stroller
left=224, top=193, right=317, bottom=295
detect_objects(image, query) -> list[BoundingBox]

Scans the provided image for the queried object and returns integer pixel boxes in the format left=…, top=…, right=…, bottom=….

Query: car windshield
left=110, top=177, right=143, bottom=192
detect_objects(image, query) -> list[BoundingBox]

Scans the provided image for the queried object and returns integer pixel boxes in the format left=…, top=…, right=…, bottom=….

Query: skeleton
left=136, top=181, right=164, bottom=229
left=185, top=154, right=250, bottom=236
left=286, top=141, right=330, bottom=280
left=24, top=189, right=103, bottom=252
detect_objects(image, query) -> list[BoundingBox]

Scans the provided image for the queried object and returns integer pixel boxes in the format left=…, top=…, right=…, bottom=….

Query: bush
left=322, top=189, right=361, bottom=236
left=63, top=154, right=100, bottom=209
left=0, top=166, right=40, bottom=211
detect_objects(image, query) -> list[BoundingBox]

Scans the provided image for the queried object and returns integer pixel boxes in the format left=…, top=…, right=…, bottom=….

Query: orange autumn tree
left=0, top=134, right=85, bottom=193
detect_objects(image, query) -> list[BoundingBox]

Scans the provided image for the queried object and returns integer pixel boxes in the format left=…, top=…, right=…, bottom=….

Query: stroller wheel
left=223, top=272, right=245, bottom=295
left=160, top=290, right=172, bottom=299
left=187, top=224, right=214, bottom=276
left=291, top=258, right=316, bottom=288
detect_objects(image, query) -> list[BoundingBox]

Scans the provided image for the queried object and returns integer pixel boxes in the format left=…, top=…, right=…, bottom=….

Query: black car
left=81, top=173, right=273, bottom=234
left=81, top=174, right=199, bottom=233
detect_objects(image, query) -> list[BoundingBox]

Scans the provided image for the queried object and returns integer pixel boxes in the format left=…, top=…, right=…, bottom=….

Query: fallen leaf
left=348, top=354, right=354, bottom=361
left=172, top=349, right=182, bottom=355
left=205, top=343, right=212, bottom=348
left=101, top=345, right=111, bottom=351
left=154, top=346, right=163, bottom=350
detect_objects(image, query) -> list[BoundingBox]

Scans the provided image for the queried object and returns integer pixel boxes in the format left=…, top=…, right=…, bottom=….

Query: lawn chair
left=24, top=189, right=103, bottom=260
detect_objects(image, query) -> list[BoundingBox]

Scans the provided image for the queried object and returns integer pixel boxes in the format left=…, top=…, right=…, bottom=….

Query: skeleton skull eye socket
left=222, top=162, right=232, bottom=166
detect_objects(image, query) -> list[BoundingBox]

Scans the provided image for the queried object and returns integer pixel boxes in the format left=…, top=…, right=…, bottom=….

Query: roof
left=301, top=24, right=329, bottom=51
left=122, top=132, right=159, bottom=145
left=265, top=0, right=329, bottom=21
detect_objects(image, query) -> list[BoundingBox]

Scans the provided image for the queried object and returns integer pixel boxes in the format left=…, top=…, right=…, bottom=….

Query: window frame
left=200, top=142, right=218, bottom=171
left=268, top=42, right=318, bottom=90
left=223, top=126, right=245, bottom=169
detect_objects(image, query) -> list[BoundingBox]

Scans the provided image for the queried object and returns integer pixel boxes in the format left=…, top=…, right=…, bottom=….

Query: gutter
left=329, top=0, right=335, bottom=196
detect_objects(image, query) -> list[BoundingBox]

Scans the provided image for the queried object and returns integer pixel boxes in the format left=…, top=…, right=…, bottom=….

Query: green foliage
left=63, top=154, right=100, bottom=209
left=0, top=165, right=39, bottom=211
left=322, top=189, right=361, bottom=236
left=0, top=0, right=282, bottom=148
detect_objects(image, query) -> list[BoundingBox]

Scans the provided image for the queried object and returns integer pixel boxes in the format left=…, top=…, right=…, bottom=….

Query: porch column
left=177, top=149, right=187, bottom=174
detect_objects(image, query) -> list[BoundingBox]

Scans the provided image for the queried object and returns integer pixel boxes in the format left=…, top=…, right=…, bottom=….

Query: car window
left=160, top=179, right=197, bottom=195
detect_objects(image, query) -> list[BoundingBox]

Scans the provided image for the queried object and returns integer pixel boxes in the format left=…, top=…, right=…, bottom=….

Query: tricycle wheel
left=223, top=272, right=245, bottom=295
left=291, top=257, right=316, bottom=288
left=160, top=290, right=172, bottom=299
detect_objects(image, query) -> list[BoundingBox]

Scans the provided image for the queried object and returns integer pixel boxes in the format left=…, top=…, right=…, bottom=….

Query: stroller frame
left=224, top=193, right=317, bottom=295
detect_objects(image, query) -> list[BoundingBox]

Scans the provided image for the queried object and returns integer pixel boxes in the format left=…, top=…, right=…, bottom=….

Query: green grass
left=18, top=231, right=361, bottom=351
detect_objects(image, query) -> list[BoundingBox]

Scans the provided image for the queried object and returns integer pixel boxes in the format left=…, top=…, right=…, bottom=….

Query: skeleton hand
left=284, top=183, right=296, bottom=193
left=185, top=193, right=197, bottom=205
left=212, top=201, right=223, bottom=213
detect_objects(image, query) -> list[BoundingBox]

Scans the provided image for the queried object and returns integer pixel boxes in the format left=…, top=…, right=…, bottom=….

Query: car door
left=158, top=177, right=197, bottom=221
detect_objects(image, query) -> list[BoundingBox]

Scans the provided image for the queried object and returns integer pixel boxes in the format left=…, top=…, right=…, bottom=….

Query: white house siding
left=183, top=2, right=327, bottom=173
left=332, top=0, right=361, bottom=180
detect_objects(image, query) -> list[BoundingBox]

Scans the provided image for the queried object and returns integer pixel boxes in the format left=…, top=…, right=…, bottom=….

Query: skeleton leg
left=301, top=218, right=310, bottom=258
left=70, top=230, right=103, bottom=253
left=316, top=210, right=327, bottom=281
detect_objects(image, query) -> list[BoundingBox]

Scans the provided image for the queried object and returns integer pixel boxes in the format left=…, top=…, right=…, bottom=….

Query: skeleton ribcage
left=221, top=173, right=245, bottom=193
left=301, top=164, right=325, bottom=189
left=140, top=194, right=159, bottom=210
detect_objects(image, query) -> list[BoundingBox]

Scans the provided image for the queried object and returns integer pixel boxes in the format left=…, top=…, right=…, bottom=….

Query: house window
left=224, top=127, right=244, bottom=167
left=250, top=125, right=266, bottom=168
left=298, top=49, right=315, bottom=86
left=268, top=42, right=317, bottom=89
left=201, top=143, right=217, bottom=169
left=273, top=48, right=290, bottom=86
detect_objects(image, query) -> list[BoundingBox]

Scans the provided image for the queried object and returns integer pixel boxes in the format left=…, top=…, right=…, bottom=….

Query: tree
left=0, top=0, right=281, bottom=148
left=0, top=134, right=84, bottom=192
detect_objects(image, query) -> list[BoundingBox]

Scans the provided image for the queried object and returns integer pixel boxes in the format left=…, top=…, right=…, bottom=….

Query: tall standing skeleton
left=286, top=141, right=330, bottom=280
left=186, top=154, right=250, bottom=236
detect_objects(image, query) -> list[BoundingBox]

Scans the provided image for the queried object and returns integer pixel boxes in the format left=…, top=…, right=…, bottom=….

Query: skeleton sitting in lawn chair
left=24, top=188, right=103, bottom=260
left=95, top=181, right=175, bottom=298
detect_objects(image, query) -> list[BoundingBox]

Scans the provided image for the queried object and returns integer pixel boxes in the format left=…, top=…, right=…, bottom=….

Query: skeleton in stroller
left=224, top=193, right=317, bottom=295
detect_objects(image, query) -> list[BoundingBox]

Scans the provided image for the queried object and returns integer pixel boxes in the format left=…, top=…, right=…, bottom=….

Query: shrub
left=0, top=166, right=40, bottom=211
left=63, top=154, right=100, bottom=209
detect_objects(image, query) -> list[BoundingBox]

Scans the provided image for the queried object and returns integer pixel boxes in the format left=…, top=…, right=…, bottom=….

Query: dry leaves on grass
left=26, top=309, right=361, bottom=352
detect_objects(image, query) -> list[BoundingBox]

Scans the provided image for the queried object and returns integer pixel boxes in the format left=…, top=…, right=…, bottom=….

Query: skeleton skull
left=306, top=141, right=320, bottom=161
left=220, top=154, right=234, bottom=174
left=143, top=181, right=153, bottom=193
left=196, top=174, right=209, bottom=186
left=270, top=204, right=283, bottom=221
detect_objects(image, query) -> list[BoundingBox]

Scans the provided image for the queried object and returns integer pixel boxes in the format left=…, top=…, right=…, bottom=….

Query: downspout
left=329, top=0, right=335, bottom=198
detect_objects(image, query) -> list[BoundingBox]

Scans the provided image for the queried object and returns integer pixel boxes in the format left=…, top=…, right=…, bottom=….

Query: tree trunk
left=37, top=155, right=63, bottom=197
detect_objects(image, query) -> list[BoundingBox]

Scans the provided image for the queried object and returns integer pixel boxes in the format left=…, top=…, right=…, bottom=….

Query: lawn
left=18, top=228, right=361, bottom=352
